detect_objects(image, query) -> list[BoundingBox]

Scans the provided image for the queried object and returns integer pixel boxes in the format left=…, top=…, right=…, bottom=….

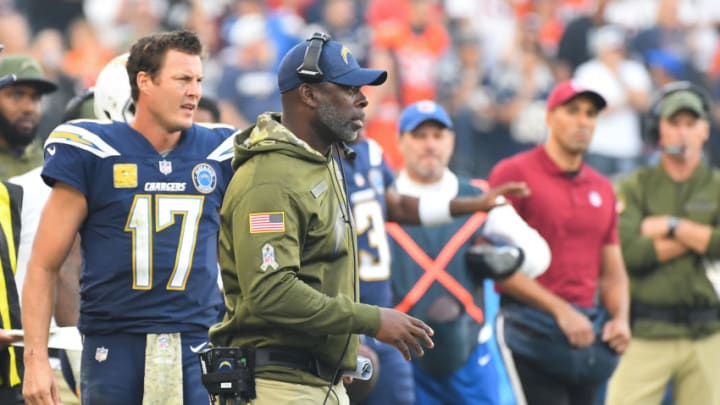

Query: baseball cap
left=0, top=55, right=57, bottom=94
left=277, top=35, right=387, bottom=93
left=399, top=100, right=453, bottom=133
left=546, top=80, right=606, bottom=112
left=658, top=90, right=707, bottom=119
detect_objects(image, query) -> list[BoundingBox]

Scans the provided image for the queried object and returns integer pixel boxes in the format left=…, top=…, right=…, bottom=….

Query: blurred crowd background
left=5, top=0, right=720, bottom=180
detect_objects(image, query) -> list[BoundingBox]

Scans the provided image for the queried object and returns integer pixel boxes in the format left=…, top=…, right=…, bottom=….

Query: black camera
left=196, top=345, right=256, bottom=405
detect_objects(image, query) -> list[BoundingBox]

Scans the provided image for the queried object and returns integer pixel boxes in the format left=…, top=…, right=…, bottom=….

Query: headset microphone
left=339, top=142, right=357, bottom=161
left=662, top=145, right=686, bottom=156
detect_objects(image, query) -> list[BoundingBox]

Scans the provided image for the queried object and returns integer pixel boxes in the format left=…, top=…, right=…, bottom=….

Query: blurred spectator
left=555, top=0, right=610, bottom=80
left=29, top=29, right=79, bottom=140
left=443, top=0, right=517, bottom=71
left=631, top=0, right=686, bottom=59
left=115, top=0, right=168, bottom=46
left=436, top=29, right=495, bottom=179
left=629, top=0, right=705, bottom=84
left=183, top=1, right=223, bottom=56
left=62, top=18, right=115, bottom=88
left=365, top=0, right=450, bottom=171
left=574, top=24, right=651, bottom=178
left=216, top=13, right=281, bottom=128
left=480, top=17, right=555, bottom=177
left=372, top=0, right=450, bottom=106
left=362, top=47, right=404, bottom=171
left=647, top=49, right=687, bottom=87
left=365, top=0, right=410, bottom=27
left=0, top=55, right=57, bottom=179
left=364, top=0, right=450, bottom=171
left=19, top=0, right=83, bottom=35
left=221, top=0, right=305, bottom=71
left=306, top=0, right=372, bottom=66
left=84, top=0, right=212, bottom=53
left=603, top=0, right=657, bottom=30
left=0, top=12, right=32, bottom=55
left=513, top=0, right=565, bottom=57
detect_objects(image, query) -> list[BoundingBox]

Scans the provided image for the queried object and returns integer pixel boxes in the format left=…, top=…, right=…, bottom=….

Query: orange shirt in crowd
left=372, top=20, right=450, bottom=106
left=64, top=47, right=116, bottom=88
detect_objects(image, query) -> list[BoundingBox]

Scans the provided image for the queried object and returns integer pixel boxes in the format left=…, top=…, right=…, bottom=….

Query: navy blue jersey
left=42, top=120, right=236, bottom=335
left=343, top=139, right=395, bottom=308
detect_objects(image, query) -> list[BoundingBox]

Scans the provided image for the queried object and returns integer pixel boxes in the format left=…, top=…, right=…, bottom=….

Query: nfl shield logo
left=95, top=346, right=109, bottom=362
left=159, top=160, right=173, bottom=175
left=158, top=334, right=170, bottom=350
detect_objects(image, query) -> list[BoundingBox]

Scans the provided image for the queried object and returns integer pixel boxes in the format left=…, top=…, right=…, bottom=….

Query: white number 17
left=125, top=195, right=205, bottom=291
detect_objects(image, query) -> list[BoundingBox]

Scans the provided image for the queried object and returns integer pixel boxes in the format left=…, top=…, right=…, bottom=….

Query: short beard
left=0, top=111, right=38, bottom=149
left=317, top=102, right=357, bottom=144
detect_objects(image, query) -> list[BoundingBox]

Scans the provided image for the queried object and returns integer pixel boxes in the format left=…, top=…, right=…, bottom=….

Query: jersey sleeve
left=227, top=182, right=379, bottom=336
left=203, top=124, right=238, bottom=192
left=42, top=122, right=114, bottom=194
left=366, top=138, right=395, bottom=190
left=380, top=158, right=394, bottom=191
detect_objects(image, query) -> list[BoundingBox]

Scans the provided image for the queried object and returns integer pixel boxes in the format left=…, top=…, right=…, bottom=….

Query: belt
left=254, top=347, right=340, bottom=384
left=631, top=302, right=720, bottom=325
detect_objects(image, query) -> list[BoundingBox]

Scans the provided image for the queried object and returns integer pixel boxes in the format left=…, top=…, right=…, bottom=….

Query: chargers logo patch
left=192, top=163, right=217, bottom=194
left=113, top=164, right=137, bottom=188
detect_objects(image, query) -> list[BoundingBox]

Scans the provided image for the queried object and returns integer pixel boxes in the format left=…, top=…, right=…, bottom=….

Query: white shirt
left=574, top=58, right=652, bottom=158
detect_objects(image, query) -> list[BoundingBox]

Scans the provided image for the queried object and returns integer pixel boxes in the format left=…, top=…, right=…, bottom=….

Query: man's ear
left=297, top=83, right=319, bottom=109
left=136, top=71, right=152, bottom=97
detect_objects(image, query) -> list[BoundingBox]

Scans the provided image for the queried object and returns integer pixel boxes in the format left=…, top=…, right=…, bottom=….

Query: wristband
left=667, top=216, right=679, bottom=238
left=418, top=196, right=452, bottom=226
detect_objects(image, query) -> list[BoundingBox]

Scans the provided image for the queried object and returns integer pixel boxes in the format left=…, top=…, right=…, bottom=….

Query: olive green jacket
left=616, top=163, right=720, bottom=338
left=210, top=113, right=380, bottom=386
left=0, top=142, right=43, bottom=180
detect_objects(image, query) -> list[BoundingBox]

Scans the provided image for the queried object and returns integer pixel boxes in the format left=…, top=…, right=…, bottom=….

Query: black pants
left=0, top=384, right=23, bottom=404
left=513, top=353, right=598, bottom=405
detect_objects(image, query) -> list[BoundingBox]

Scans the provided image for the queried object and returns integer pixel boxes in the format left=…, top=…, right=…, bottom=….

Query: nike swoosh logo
left=47, top=146, right=56, bottom=156
left=190, top=342, right=208, bottom=353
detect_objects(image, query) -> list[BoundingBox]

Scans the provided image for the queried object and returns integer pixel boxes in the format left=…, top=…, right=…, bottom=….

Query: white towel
left=142, top=333, right=183, bottom=405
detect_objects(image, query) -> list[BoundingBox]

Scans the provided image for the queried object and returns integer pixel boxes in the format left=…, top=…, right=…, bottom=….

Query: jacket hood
left=231, top=112, right=327, bottom=170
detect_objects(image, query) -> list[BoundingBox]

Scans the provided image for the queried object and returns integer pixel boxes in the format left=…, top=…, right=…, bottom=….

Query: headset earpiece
left=296, top=32, right=331, bottom=83
left=645, top=81, right=712, bottom=145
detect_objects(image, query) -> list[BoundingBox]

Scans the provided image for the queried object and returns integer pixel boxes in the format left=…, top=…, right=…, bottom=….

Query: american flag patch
left=249, top=212, right=285, bottom=233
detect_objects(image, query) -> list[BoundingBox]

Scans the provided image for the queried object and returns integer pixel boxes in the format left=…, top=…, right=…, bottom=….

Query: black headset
left=296, top=32, right=331, bottom=84
left=645, top=81, right=712, bottom=144
left=295, top=32, right=358, bottom=161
